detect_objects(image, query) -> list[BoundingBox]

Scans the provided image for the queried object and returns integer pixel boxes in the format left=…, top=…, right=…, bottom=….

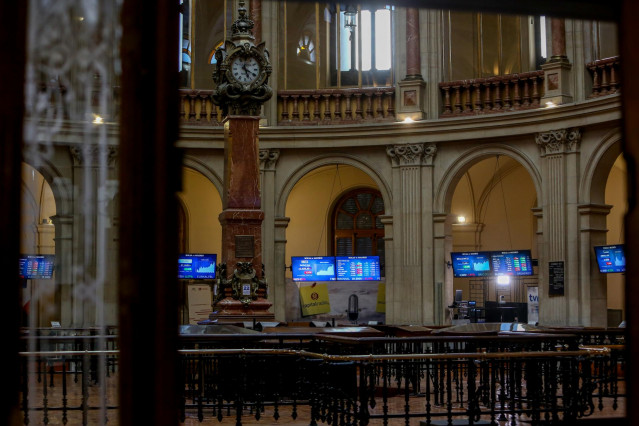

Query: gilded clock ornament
left=212, top=0, right=272, bottom=116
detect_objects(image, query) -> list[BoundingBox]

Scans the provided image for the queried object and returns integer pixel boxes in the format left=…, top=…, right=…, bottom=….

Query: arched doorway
left=448, top=155, right=538, bottom=322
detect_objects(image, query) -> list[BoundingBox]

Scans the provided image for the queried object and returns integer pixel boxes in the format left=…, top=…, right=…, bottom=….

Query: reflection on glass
left=375, top=8, right=392, bottom=70
left=21, top=0, right=121, bottom=424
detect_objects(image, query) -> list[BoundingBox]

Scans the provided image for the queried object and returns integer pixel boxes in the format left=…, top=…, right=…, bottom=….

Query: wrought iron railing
left=18, top=330, right=625, bottom=425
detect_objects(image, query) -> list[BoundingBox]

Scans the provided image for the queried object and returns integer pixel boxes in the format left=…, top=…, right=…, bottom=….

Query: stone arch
left=276, top=154, right=392, bottom=218
left=23, top=159, right=72, bottom=217
left=435, top=143, right=542, bottom=214
left=580, top=128, right=623, bottom=205
left=182, top=155, right=224, bottom=196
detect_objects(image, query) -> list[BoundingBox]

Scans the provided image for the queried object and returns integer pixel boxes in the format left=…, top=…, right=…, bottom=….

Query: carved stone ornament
left=215, top=262, right=268, bottom=306
left=386, top=143, right=437, bottom=166
left=259, top=148, right=280, bottom=170
left=212, top=0, right=272, bottom=116
left=70, top=145, right=118, bottom=166
left=535, top=128, right=582, bottom=156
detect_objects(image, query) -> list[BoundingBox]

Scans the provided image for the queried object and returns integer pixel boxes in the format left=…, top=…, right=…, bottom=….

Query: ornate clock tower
left=207, top=0, right=274, bottom=323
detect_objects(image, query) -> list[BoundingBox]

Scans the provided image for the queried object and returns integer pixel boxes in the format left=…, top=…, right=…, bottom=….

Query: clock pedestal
left=206, top=116, right=274, bottom=324
left=205, top=0, right=274, bottom=325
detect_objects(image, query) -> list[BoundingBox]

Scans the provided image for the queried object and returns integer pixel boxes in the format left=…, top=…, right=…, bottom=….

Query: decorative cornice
left=535, top=128, right=581, bottom=156
left=259, top=148, right=280, bottom=170
left=386, top=143, right=437, bottom=166
left=70, top=145, right=118, bottom=166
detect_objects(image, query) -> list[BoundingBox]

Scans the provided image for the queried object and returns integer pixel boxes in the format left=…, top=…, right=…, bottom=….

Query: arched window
left=209, top=41, right=224, bottom=65
left=330, top=3, right=393, bottom=86
left=332, top=188, right=385, bottom=275
left=297, top=30, right=316, bottom=64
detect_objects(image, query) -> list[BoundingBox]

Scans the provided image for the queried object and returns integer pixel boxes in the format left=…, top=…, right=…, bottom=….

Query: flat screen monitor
left=291, top=256, right=336, bottom=281
left=491, top=250, right=534, bottom=276
left=451, top=252, right=492, bottom=277
left=335, top=256, right=381, bottom=281
left=19, top=254, right=55, bottom=279
left=178, top=253, right=217, bottom=279
left=594, top=244, right=626, bottom=273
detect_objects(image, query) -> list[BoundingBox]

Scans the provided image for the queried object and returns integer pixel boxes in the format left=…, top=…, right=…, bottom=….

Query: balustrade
left=277, top=87, right=396, bottom=125
left=439, top=71, right=545, bottom=117
left=179, top=89, right=225, bottom=125
left=18, top=329, right=625, bottom=425
left=587, top=56, right=621, bottom=98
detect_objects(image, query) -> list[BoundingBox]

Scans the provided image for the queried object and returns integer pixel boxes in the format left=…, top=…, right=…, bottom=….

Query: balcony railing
left=276, top=87, right=396, bottom=125
left=587, top=56, right=621, bottom=98
left=439, top=71, right=545, bottom=117
left=18, top=328, right=625, bottom=425
left=179, top=89, right=225, bottom=125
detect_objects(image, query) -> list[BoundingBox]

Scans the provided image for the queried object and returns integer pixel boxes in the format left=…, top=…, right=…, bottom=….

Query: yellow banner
left=299, top=284, right=331, bottom=317
left=376, top=283, right=386, bottom=313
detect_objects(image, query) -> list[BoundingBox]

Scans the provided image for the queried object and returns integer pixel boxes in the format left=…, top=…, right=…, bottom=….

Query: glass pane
left=355, top=237, right=373, bottom=255
left=356, top=192, right=372, bottom=210
left=342, top=197, right=358, bottom=214
left=195, top=0, right=228, bottom=89
left=179, top=0, right=191, bottom=88
left=339, top=9, right=358, bottom=71
left=375, top=8, right=392, bottom=70
left=284, top=3, right=318, bottom=89
left=371, top=196, right=384, bottom=214
left=337, top=212, right=354, bottom=229
left=337, top=237, right=353, bottom=255
left=22, top=0, right=121, bottom=424
left=356, top=212, right=373, bottom=229
left=361, top=10, right=372, bottom=71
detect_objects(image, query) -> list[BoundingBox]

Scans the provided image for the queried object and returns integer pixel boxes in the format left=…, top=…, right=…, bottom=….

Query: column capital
left=386, top=143, right=437, bottom=166
left=535, top=128, right=581, bottom=156
left=70, top=145, right=118, bottom=166
left=259, top=148, right=280, bottom=171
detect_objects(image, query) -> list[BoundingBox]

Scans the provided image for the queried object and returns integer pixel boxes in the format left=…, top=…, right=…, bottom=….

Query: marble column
left=220, top=116, right=264, bottom=277
left=550, top=18, right=567, bottom=60
left=386, top=143, right=437, bottom=325
left=396, top=8, right=426, bottom=121
left=541, top=17, right=573, bottom=105
left=250, top=0, right=262, bottom=44
left=211, top=115, right=273, bottom=322
left=405, top=8, right=422, bottom=79
left=535, top=128, right=582, bottom=326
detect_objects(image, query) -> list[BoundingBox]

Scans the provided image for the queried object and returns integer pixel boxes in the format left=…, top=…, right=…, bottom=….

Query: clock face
left=231, top=56, right=261, bottom=84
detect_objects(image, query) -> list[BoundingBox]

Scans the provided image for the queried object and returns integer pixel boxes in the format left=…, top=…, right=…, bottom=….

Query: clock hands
left=242, top=62, right=257, bottom=80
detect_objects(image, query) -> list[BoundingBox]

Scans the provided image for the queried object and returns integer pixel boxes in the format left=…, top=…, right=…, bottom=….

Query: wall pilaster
left=579, top=203, right=613, bottom=326
left=259, top=148, right=280, bottom=316
left=386, top=143, right=437, bottom=325
left=535, top=128, right=582, bottom=325
left=50, top=213, right=73, bottom=327
left=273, top=216, right=290, bottom=321
left=69, top=145, right=118, bottom=327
